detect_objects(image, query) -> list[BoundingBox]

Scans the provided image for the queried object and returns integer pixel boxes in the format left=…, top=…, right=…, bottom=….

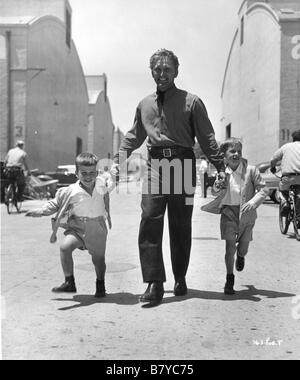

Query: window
left=76, top=137, right=82, bottom=156
left=66, top=9, right=71, bottom=48
left=226, top=124, right=231, bottom=139
left=240, top=16, right=244, bottom=46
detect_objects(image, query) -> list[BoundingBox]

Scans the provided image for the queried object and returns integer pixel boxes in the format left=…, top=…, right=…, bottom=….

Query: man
left=113, top=49, right=225, bottom=305
left=4, top=140, right=30, bottom=201
left=270, top=129, right=300, bottom=213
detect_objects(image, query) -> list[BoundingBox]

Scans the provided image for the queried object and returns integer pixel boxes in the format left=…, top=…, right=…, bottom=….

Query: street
left=1, top=182, right=300, bottom=360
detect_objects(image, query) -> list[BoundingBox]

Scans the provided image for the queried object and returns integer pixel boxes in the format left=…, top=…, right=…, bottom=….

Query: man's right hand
left=110, top=163, right=120, bottom=177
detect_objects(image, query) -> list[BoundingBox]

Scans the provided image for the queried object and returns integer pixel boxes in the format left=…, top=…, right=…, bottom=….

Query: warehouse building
left=221, top=0, right=300, bottom=164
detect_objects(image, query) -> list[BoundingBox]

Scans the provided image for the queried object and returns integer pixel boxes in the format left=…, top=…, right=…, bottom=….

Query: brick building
left=0, top=0, right=114, bottom=171
left=221, top=0, right=300, bottom=164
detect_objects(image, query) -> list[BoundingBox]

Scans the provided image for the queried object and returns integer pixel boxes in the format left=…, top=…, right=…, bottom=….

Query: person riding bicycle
left=270, top=129, right=300, bottom=216
left=4, top=140, right=31, bottom=202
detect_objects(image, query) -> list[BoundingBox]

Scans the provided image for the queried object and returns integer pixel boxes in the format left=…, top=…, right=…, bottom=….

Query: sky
left=69, top=0, right=244, bottom=137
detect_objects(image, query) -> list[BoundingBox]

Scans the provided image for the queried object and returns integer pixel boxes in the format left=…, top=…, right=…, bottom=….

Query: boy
left=26, top=153, right=115, bottom=298
left=201, top=138, right=269, bottom=295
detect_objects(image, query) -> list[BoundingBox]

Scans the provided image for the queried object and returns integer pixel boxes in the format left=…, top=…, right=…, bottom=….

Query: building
left=221, top=0, right=300, bottom=164
left=0, top=0, right=114, bottom=171
left=113, top=126, right=124, bottom=157
left=86, top=75, right=114, bottom=160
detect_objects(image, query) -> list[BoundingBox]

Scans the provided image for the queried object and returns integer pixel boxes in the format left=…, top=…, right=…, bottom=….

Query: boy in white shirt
left=26, top=153, right=115, bottom=298
left=201, top=138, right=269, bottom=295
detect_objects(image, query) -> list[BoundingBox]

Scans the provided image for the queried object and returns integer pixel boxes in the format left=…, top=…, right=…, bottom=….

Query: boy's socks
left=95, top=279, right=106, bottom=298
left=224, top=274, right=235, bottom=295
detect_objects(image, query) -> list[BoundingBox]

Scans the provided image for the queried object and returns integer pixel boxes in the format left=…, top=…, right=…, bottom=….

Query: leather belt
left=148, top=146, right=193, bottom=158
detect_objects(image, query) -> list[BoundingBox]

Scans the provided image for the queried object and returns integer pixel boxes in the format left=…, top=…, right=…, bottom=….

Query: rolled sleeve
left=114, top=106, right=147, bottom=165
left=192, top=97, right=224, bottom=172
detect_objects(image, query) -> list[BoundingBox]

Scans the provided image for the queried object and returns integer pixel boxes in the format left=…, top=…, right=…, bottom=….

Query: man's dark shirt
left=115, top=85, right=224, bottom=172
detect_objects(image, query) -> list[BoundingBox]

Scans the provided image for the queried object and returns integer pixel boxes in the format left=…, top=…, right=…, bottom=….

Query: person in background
left=4, top=140, right=31, bottom=201
left=270, top=129, right=300, bottom=216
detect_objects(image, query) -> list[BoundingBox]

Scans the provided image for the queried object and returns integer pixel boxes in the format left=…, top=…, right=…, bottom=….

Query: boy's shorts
left=64, top=215, right=108, bottom=254
left=220, top=205, right=255, bottom=242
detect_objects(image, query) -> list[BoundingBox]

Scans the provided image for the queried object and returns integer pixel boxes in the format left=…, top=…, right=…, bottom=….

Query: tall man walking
left=113, top=49, right=225, bottom=305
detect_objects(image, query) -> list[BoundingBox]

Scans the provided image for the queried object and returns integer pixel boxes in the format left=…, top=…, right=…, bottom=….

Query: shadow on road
left=162, top=285, right=296, bottom=304
left=52, top=285, right=295, bottom=310
left=52, top=292, right=140, bottom=311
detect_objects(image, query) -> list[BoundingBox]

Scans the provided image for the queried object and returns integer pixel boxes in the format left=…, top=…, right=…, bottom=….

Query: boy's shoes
left=174, top=278, right=188, bottom=296
left=224, top=274, right=235, bottom=295
left=140, top=282, right=164, bottom=304
left=52, top=276, right=77, bottom=293
left=95, top=279, right=106, bottom=298
left=235, top=255, right=245, bottom=272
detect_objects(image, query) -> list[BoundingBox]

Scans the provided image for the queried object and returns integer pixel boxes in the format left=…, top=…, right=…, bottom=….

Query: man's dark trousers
left=138, top=148, right=196, bottom=282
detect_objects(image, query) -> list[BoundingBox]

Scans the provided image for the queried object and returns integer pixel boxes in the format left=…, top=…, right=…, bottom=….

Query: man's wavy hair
left=219, top=138, right=243, bottom=156
left=75, top=152, right=99, bottom=171
left=149, top=49, right=180, bottom=71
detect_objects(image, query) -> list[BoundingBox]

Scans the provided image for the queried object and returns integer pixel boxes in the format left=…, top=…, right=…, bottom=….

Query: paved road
left=1, top=183, right=299, bottom=360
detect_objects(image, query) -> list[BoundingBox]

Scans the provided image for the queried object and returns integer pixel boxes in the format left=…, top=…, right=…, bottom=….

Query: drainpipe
left=6, top=31, right=12, bottom=149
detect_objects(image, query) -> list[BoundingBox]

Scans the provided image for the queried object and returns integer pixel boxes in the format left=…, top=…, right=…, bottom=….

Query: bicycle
left=279, top=185, right=300, bottom=241
left=4, top=180, right=22, bottom=214
left=4, top=167, right=23, bottom=214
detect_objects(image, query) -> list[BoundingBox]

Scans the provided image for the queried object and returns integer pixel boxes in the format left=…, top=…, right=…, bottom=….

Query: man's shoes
left=174, top=278, right=188, bottom=296
left=52, top=276, right=77, bottom=293
left=140, top=282, right=164, bottom=304
left=224, top=274, right=235, bottom=295
left=235, top=255, right=245, bottom=272
left=95, top=279, right=106, bottom=298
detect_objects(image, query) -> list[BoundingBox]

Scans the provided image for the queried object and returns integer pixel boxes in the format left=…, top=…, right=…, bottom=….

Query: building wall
left=0, top=0, right=71, bottom=23
left=25, top=17, right=89, bottom=171
left=0, top=34, right=8, bottom=157
left=0, top=26, right=29, bottom=159
left=221, top=5, right=282, bottom=164
left=280, top=20, right=300, bottom=145
left=92, top=92, right=114, bottom=160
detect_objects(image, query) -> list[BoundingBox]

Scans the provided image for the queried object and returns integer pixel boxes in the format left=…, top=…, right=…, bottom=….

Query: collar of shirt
left=225, top=162, right=243, bottom=176
left=155, top=84, right=177, bottom=103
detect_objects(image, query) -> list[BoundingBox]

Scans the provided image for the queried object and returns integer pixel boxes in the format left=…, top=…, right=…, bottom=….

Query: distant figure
left=26, top=153, right=115, bottom=298
left=202, top=138, right=268, bottom=295
left=4, top=140, right=31, bottom=201
left=112, top=48, right=225, bottom=306
left=198, top=156, right=208, bottom=197
left=270, top=129, right=300, bottom=215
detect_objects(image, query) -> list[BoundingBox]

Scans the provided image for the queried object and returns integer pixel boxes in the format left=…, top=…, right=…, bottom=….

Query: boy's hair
left=75, top=152, right=99, bottom=171
left=292, top=129, right=300, bottom=142
left=220, top=138, right=243, bottom=155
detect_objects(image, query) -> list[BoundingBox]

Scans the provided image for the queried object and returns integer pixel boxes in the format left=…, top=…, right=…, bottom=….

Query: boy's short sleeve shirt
left=220, top=163, right=243, bottom=207
left=69, top=179, right=107, bottom=218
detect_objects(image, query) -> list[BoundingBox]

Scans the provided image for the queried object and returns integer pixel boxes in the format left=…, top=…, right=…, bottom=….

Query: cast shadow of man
left=53, top=292, right=140, bottom=311
left=162, top=285, right=296, bottom=304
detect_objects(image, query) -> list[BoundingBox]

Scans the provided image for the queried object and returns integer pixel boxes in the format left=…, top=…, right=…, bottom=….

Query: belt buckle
left=163, top=148, right=172, bottom=158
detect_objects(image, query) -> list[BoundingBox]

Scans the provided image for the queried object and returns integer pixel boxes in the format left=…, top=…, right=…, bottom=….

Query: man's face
left=151, top=57, right=178, bottom=92
left=77, top=165, right=97, bottom=190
